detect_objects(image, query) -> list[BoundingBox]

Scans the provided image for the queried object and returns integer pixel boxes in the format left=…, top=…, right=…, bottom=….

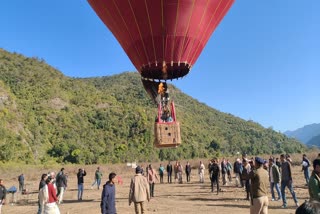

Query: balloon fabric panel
left=87, top=0, right=235, bottom=80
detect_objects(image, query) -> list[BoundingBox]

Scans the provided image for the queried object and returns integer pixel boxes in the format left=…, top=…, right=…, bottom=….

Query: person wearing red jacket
left=43, top=176, right=60, bottom=214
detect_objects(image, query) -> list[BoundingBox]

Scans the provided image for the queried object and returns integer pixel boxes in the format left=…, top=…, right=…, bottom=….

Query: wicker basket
left=154, top=122, right=181, bottom=148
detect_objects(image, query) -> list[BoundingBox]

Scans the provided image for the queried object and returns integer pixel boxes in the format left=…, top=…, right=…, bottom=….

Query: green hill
left=0, top=48, right=305, bottom=164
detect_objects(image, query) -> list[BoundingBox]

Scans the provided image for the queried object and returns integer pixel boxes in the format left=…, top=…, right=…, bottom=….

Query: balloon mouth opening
left=140, top=62, right=191, bottom=81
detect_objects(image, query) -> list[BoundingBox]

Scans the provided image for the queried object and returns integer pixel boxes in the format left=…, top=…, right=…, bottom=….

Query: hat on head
left=136, top=166, right=143, bottom=174
left=255, top=157, right=264, bottom=165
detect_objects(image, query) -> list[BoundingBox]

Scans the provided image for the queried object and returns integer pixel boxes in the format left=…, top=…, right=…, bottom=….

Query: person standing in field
left=77, top=168, right=86, bottom=201
left=158, top=164, right=165, bottom=184
left=226, top=159, right=233, bottom=183
left=56, top=168, right=67, bottom=204
left=92, top=167, right=103, bottom=190
left=209, top=158, right=220, bottom=194
left=248, top=157, right=269, bottom=214
left=174, top=161, right=179, bottom=183
left=166, top=161, right=173, bottom=184
left=268, top=158, right=281, bottom=201
left=208, top=160, right=213, bottom=181
left=43, top=176, right=60, bottom=214
left=308, top=159, right=320, bottom=201
left=147, top=164, right=159, bottom=197
left=234, top=158, right=243, bottom=187
left=280, top=154, right=299, bottom=208
left=177, top=162, right=183, bottom=184
left=0, top=179, right=6, bottom=214
left=242, top=158, right=252, bottom=201
left=302, top=154, right=310, bottom=185
left=129, top=166, right=150, bottom=214
left=101, top=172, right=117, bottom=214
left=38, top=173, right=48, bottom=214
left=18, top=174, right=25, bottom=193
left=185, top=161, right=192, bottom=183
left=198, top=161, right=205, bottom=183
left=221, top=158, right=227, bottom=185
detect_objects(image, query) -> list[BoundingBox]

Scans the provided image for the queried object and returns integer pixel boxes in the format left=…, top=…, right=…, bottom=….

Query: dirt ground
left=0, top=158, right=313, bottom=214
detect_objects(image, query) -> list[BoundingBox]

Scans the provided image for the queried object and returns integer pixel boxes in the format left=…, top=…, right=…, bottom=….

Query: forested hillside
left=0, top=48, right=305, bottom=164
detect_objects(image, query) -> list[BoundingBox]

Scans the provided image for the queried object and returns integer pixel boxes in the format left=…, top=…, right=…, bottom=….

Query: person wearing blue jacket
left=101, top=172, right=117, bottom=214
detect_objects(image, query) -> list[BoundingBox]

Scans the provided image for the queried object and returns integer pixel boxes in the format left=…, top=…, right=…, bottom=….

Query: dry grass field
left=0, top=151, right=319, bottom=214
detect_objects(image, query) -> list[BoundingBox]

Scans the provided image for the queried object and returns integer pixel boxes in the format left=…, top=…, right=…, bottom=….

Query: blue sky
left=0, top=1, right=319, bottom=132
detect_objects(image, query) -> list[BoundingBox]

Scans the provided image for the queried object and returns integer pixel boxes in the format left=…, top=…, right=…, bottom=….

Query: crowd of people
left=0, top=153, right=320, bottom=214
left=150, top=153, right=320, bottom=214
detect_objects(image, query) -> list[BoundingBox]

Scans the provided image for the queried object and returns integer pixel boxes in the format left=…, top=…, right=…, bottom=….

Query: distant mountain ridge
left=306, top=134, right=320, bottom=147
left=284, top=123, right=320, bottom=144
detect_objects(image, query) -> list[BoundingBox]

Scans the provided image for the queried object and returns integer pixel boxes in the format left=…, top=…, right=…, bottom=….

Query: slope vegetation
left=0, top=49, right=304, bottom=164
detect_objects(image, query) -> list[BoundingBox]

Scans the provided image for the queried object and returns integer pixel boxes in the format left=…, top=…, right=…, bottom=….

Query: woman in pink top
left=147, top=164, right=159, bottom=197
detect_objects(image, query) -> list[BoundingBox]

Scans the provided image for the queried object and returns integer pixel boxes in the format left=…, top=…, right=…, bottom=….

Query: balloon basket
left=154, top=122, right=181, bottom=148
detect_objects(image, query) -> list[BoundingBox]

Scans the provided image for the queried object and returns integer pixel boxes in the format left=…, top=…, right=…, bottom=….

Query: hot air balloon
left=88, top=0, right=234, bottom=148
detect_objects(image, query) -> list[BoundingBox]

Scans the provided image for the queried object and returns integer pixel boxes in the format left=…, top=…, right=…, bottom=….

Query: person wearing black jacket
left=0, top=179, right=6, bottom=214
left=77, top=168, right=86, bottom=201
left=166, top=162, right=173, bottom=183
left=56, top=168, right=67, bottom=204
left=209, top=159, right=220, bottom=194
left=18, top=174, right=24, bottom=193
left=185, top=162, right=192, bottom=183
left=101, top=173, right=117, bottom=214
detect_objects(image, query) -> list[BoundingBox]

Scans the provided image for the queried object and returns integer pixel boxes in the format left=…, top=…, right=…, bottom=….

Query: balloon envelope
left=88, top=0, right=235, bottom=80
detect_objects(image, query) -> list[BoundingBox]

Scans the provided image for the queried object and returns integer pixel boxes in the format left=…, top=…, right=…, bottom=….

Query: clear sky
left=1, top=1, right=319, bottom=132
